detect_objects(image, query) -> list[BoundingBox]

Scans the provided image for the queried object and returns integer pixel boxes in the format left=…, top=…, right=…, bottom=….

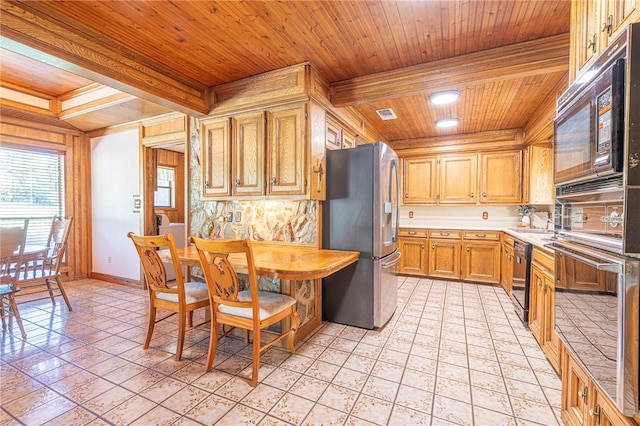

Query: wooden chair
left=128, top=232, right=210, bottom=361
left=0, top=227, right=28, bottom=339
left=19, top=216, right=73, bottom=310
left=191, top=237, right=300, bottom=386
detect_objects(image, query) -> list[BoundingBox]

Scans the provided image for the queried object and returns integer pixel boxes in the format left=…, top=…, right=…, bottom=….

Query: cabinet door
left=592, top=386, right=638, bottom=426
left=571, top=0, right=600, bottom=81
left=529, top=264, right=545, bottom=345
left=342, top=129, right=356, bottom=149
left=600, top=0, right=639, bottom=47
left=439, top=154, right=477, bottom=204
left=201, top=118, right=231, bottom=197
left=398, top=237, right=427, bottom=276
left=541, top=274, right=561, bottom=374
left=479, top=150, right=522, bottom=204
left=461, top=241, right=500, bottom=284
left=428, top=239, right=460, bottom=279
left=562, top=351, right=590, bottom=426
left=402, top=157, right=438, bottom=205
left=325, top=117, right=342, bottom=150
left=268, top=106, right=306, bottom=195
left=501, top=244, right=514, bottom=296
left=232, top=112, right=265, bottom=196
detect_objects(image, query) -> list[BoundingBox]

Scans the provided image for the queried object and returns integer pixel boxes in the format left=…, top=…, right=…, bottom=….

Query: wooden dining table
left=162, top=242, right=360, bottom=281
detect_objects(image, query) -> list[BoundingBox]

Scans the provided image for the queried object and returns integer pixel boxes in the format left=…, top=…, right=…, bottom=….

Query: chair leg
left=205, top=319, right=219, bottom=371
left=54, top=278, right=73, bottom=311
left=175, top=310, right=187, bottom=361
left=288, top=307, right=300, bottom=354
left=8, top=294, right=26, bottom=339
left=251, top=329, right=260, bottom=387
left=0, top=297, right=7, bottom=330
left=45, top=278, right=57, bottom=306
left=144, top=306, right=157, bottom=349
left=188, top=310, right=193, bottom=328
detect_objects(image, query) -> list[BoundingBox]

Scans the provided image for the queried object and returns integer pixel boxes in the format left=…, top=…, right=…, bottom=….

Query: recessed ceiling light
left=375, top=108, right=397, bottom=120
left=435, top=118, right=459, bottom=128
left=429, top=90, right=460, bottom=105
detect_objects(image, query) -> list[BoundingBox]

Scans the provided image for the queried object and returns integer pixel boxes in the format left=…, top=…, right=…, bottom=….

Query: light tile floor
left=1, top=276, right=563, bottom=426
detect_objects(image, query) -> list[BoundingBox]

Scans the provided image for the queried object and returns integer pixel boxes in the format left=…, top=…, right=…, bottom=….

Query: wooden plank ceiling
left=0, top=0, right=570, bottom=143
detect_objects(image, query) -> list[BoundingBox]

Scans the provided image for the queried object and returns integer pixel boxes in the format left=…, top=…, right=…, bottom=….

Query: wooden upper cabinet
left=325, top=115, right=357, bottom=150
left=402, top=157, right=438, bottom=205
left=268, top=105, right=306, bottom=195
left=325, top=117, right=342, bottom=150
left=439, top=153, right=477, bottom=204
left=600, top=0, right=638, bottom=46
left=201, top=118, right=231, bottom=197
left=342, top=129, right=356, bottom=149
left=570, top=0, right=639, bottom=82
left=232, top=112, right=265, bottom=196
left=479, top=150, right=522, bottom=204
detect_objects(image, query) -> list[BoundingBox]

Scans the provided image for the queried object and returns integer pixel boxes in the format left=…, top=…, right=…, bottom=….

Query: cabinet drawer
left=502, top=233, right=515, bottom=246
left=428, top=230, right=460, bottom=239
left=399, top=228, right=428, bottom=237
left=462, top=231, right=500, bottom=241
left=532, top=247, right=554, bottom=274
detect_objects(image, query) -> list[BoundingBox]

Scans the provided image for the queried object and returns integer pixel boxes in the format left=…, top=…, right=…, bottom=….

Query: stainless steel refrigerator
left=322, top=142, right=401, bottom=329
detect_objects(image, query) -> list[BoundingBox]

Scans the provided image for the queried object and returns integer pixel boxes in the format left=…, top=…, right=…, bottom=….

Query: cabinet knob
left=578, top=386, right=588, bottom=404
left=588, top=404, right=601, bottom=424
left=440, top=232, right=450, bottom=236
left=405, top=193, right=409, bottom=198
left=475, top=234, right=486, bottom=237
left=470, top=192, right=474, bottom=198
left=408, top=231, right=416, bottom=235
left=432, top=244, right=435, bottom=249
left=271, top=177, right=277, bottom=185
left=601, top=14, right=613, bottom=36
left=466, top=247, right=470, bottom=252
left=421, top=244, right=424, bottom=249
left=586, top=33, right=597, bottom=53
left=482, top=192, right=487, bottom=197
left=205, top=180, right=210, bottom=188
left=235, top=179, right=241, bottom=186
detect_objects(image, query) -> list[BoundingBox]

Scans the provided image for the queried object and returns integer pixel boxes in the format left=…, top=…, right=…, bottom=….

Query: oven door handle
left=544, top=244, right=623, bottom=273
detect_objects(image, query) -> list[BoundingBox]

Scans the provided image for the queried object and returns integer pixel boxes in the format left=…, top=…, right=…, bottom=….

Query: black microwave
left=554, top=42, right=626, bottom=185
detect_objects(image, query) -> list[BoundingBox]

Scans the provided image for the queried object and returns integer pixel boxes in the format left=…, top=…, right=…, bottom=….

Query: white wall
left=400, top=205, right=523, bottom=229
left=91, top=129, right=141, bottom=280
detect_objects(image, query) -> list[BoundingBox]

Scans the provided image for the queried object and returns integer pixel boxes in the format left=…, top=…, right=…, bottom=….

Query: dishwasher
left=511, top=239, right=532, bottom=325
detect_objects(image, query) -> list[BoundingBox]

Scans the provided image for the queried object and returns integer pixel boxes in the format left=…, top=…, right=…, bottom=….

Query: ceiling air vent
left=375, top=108, right=397, bottom=120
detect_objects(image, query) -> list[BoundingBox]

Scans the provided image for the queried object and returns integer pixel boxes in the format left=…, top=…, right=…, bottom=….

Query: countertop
left=400, top=225, right=555, bottom=251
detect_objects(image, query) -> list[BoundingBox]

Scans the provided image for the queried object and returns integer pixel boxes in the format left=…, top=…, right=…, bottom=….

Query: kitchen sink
left=508, top=228, right=554, bottom=234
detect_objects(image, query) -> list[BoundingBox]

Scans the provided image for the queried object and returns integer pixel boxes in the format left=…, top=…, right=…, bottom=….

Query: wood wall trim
left=331, top=34, right=570, bottom=107
left=90, top=272, right=142, bottom=288
left=392, top=129, right=524, bottom=156
left=0, top=2, right=209, bottom=116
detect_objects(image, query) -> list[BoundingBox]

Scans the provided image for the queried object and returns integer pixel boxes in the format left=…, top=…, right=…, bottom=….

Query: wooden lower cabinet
left=428, top=237, right=461, bottom=279
left=398, top=231, right=428, bottom=276
left=529, top=247, right=561, bottom=373
left=461, top=231, right=501, bottom=284
left=501, top=235, right=514, bottom=295
left=562, top=349, right=637, bottom=426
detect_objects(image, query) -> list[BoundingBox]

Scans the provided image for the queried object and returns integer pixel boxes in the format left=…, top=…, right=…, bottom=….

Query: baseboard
left=90, top=272, right=142, bottom=288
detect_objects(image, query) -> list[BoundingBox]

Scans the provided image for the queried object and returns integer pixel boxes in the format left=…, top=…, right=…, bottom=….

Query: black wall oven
left=551, top=22, right=640, bottom=417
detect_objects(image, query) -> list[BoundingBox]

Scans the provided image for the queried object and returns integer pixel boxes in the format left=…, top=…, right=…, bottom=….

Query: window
left=154, top=166, right=175, bottom=208
left=0, top=146, right=66, bottom=245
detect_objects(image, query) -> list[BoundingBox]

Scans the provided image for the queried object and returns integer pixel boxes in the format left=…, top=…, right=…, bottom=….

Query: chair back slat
left=128, top=232, right=184, bottom=294
left=0, top=227, right=26, bottom=282
left=192, top=237, right=258, bottom=309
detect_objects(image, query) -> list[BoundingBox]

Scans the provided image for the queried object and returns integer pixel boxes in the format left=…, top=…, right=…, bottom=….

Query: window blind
left=0, top=146, right=66, bottom=245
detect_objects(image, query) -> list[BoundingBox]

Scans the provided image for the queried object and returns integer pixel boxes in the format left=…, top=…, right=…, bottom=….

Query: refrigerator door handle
left=389, top=158, right=399, bottom=243
left=381, top=251, right=402, bottom=268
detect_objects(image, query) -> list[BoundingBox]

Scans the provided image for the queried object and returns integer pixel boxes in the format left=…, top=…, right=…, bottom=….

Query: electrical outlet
left=227, top=212, right=234, bottom=222
left=482, top=211, right=489, bottom=220
left=409, top=211, right=414, bottom=219
left=234, top=211, right=242, bottom=222
left=107, top=256, right=112, bottom=264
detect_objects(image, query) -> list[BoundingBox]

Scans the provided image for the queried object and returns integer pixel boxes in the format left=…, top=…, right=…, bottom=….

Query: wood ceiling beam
left=330, top=34, right=570, bottom=107
left=0, top=1, right=209, bottom=116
